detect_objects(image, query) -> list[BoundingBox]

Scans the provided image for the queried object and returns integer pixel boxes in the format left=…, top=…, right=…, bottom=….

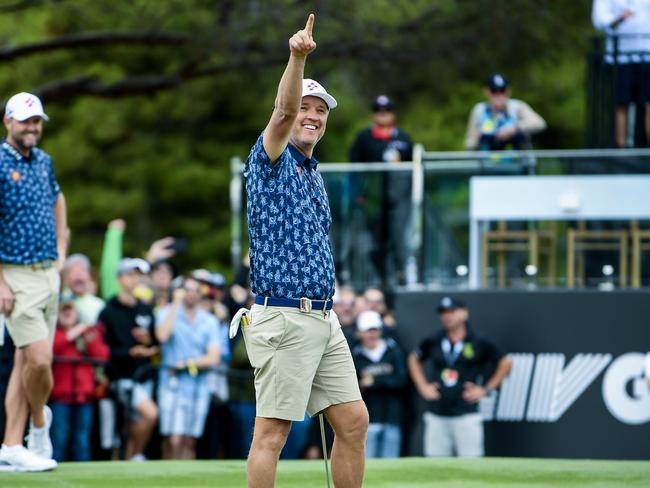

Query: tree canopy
left=0, top=0, right=594, bottom=275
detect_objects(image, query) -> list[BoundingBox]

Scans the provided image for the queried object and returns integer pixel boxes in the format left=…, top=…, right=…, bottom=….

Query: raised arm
left=263, top=14, right=316, bottom=163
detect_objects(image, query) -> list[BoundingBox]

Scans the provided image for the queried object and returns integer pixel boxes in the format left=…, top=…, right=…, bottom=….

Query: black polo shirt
left=413, top=327, right=504, bottom=417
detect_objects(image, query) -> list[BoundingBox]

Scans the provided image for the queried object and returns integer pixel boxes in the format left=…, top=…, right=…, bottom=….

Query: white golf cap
left=302, top=78, right=337, bottom=110
left=117, top=258, right=151, bottom=276
left=357, top=310, right=383, bottom=332
left=4, top=92, right=49, bottom=122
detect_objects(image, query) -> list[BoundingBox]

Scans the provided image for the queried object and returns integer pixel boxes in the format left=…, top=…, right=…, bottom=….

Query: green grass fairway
left=1, top=457, right=649, bottom=487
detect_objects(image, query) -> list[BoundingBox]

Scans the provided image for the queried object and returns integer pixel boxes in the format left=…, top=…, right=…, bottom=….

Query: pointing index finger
left=305, top=13, right=314, bottom=37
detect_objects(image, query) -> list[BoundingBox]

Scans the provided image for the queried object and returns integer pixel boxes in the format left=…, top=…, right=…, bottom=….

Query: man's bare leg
left=21, top=341, right=53, bottom=428
left=2, top=349, right=28, bottom=445
left=126, top=398, right=157, bottom=459
left=616, top=106, right=628, bottom=148
left=325, top=400, right=369, bottom=488
left=247, top=417, right=291, bottom=488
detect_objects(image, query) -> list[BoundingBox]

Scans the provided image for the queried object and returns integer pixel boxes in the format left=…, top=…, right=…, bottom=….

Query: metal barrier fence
left=231, top=147, right=650, bottom=291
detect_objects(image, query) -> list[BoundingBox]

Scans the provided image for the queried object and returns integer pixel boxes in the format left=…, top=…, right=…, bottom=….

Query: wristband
left=187, top=359, right=198, bottom=377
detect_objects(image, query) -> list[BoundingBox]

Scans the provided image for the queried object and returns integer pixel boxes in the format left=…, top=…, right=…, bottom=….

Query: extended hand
left=495, top=125, right=518, bottom=142
left=131, top=326, right=153, bottom=345
left=0, top=281, right=15, bottom=316
left=289, top=13, right=316, bottom=58
left=420, top=382, right=441, bottom=401
left=462, top=382, right=487, bottom=403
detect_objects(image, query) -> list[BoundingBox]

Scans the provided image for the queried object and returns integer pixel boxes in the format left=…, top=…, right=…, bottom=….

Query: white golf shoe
left=26, top=405, right=53, bottom=459
left=0, top=444, right=57, bottom=472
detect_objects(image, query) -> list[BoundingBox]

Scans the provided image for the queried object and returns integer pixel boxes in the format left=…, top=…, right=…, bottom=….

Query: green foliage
left=0, top=0, right=596, bottom=275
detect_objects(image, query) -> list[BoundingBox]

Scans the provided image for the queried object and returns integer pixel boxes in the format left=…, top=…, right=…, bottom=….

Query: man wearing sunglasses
left=464, top=73, right=547, bottom=151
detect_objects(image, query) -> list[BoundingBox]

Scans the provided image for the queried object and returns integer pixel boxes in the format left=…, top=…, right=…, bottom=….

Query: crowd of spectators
left=2, top=219, right=469, bottom=462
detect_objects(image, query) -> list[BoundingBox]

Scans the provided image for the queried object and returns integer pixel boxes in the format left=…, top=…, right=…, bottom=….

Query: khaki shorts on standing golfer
left=243, top=304, right=361, bottom=421
left=2, top=263, right=60, bottom=347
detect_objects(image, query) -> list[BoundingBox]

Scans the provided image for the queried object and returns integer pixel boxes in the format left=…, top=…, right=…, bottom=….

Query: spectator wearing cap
left=62, top=253, right=105, bottom=326
left=243, top=15, right=367, bottom=485
left=593, top=0, right=650, bottom=147
left=50, top=293, right=109, bottom=462
left=464, top=74, right=546, bottom=151
left=98, top=258, right=158, bottom=461
left=408, top=297, right=512, bottom=457
left=0, top=92, right=67, bottom=472
left=155, top=276, right=220, bottom=459
left=352, top=310, right=406, bottom=458
left=349, top=96, right=414, bottom=285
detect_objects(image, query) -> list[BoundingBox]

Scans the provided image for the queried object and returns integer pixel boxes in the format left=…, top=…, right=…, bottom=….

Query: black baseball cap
left=437, top=296, right=466, bottom=313
left=486, top=73, right=509, bottom=91
left=372, top=95, right=394, bottom=112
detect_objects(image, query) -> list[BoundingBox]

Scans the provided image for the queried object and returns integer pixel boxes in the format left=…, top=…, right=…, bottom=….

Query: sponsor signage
left=394, top=290, right=650, bottom=459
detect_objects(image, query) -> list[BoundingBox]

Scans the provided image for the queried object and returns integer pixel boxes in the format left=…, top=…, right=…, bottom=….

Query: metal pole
left=319, top=413, right=331, bottom=488
left=230, top=157, right=244, bottom=271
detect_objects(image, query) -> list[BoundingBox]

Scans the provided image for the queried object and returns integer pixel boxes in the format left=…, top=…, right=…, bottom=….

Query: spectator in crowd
left=50, top=293, right=109, bottom=462
left=333, top=286, right=358, bottom=346
left=99, top=258, right=158, bottom=461
left=226, top=330, right=256, bottom=459
left=363, top=288, right=400, bottom=345
left=100, top=218, right=178, bottom=301
left=592, top=0, right=650, bottom=147
left=349, top=95, right=414, bottom=285
left=0, top=92, right=66, bottom=472
left=352, top=311, right=406, bottom=458
left=62, top=253, right=105, bottom=325
left=349, top=95, right=413, bottom=165
left=192, top=269, right=229, bottom=323
left=155, top=276, right=220, bottom=460
left=150, top=260, right=175, bottom=311
left=464, top=73, right=547, bottom=151
left=408, top=296, right=512, bottom=457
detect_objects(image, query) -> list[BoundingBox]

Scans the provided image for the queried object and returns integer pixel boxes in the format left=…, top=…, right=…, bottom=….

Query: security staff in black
left=408, top=296, right=512, bottom=457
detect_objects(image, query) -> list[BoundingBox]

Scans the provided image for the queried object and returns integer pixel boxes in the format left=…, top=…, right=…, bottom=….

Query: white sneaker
left=26, top=405, right=53, bottom=459
left=0, top=444, right=57, bottom=472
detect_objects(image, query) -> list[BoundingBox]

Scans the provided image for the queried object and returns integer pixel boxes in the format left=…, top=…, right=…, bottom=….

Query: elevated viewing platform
left=231, top=147, right=650, bottom=291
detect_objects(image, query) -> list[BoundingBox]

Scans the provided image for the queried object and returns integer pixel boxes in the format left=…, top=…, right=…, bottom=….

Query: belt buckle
left=299, top=297, right=312, bottom=313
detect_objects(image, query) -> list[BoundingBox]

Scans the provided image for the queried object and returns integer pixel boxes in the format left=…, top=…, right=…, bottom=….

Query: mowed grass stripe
left=1, top=457, right=649, bottom=488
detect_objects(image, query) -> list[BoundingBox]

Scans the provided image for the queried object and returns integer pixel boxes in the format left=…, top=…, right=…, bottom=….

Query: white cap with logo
left=357, top=310, right=383, bottom=332
left=302, top=79, right=337, bottom=110
left=117, top=258, right=151, bottom=276
left=4, top=92, right=49, bottom=122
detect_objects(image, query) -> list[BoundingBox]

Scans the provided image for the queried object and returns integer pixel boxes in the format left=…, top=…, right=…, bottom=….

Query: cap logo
left=442, top=297, right=452, bottom=307
left=24, top=96, right=35, bottom=107
left=307, top=81, right=319, bottom=90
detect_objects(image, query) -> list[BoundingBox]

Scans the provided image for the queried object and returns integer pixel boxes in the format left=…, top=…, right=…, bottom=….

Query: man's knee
left=329, top=402, right=369, bottom=443
left=23, top=341, right=53, bottom=373
left=251, top=418, right=291, bottom=453
left=137, top=399, right=158, bottom=424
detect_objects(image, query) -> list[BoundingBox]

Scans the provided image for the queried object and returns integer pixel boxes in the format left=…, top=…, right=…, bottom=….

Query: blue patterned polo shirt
left=0, top=141, right=60, bottom=264
left=244, top=133, right=335, bottom=300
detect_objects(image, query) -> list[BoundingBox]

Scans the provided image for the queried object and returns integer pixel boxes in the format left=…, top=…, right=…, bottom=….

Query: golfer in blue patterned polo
left=0, top=93, right=67, bottom=473
left=242, top=14, right=368, bottom=488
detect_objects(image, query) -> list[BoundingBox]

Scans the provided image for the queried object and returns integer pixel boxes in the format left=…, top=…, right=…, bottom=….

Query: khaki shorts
left=243, top=304, right=361, bottom=421
left=2, top=264, right=60, bottom=347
